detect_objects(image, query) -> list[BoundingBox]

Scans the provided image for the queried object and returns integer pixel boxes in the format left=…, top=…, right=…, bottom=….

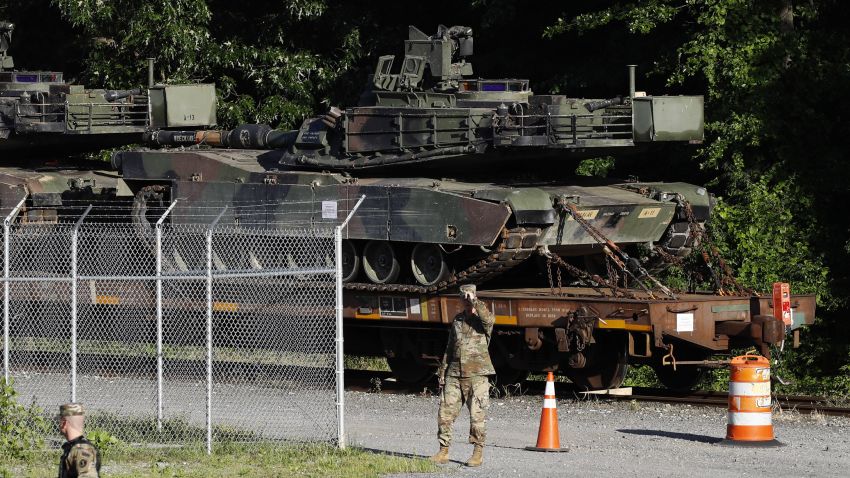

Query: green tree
left=547, top=0, right=850, bottom=393
left=50, top=0, right=364, bottom=128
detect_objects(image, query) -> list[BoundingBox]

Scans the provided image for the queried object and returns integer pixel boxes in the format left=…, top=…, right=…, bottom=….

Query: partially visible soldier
left=430, top=284, right=495, bottom=467
left=58, top=403, right=100, bottom=478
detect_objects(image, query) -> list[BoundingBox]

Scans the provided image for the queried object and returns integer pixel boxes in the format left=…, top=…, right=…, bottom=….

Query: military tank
left=0, top=20, right=216, bottom=219
left=113, top=25, right=709, bottom=293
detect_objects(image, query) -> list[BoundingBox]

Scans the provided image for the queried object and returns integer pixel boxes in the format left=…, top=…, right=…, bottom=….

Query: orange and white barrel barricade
left=721, top=355, right=783, bottom=447
left=526, top=372, right=568, bottom=452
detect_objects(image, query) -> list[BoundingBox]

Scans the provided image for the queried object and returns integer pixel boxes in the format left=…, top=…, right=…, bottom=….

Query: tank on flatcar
left=117, top=25, right=709, bottom=292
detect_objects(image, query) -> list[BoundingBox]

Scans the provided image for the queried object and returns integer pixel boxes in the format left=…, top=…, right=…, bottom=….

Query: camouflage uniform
left=436, top=286, right=495, bottom=447
left=58, top=404, right=100, bottom=478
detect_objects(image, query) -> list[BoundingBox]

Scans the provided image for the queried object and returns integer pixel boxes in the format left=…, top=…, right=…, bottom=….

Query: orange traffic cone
left=719, top=355, right=783, bottom=447
left=526, top=372, right=568, bottom=452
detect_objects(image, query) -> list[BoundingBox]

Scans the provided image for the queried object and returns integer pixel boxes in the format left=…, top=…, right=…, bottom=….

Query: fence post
left=335, top=195, right=365, bottom=449
left=70, top=205, right=92, bottom=402
left=155, top=201, right=179, bottom=432
left=3, top=197, right=26, bottom=382
left=206, top=207, right=227, bottom=455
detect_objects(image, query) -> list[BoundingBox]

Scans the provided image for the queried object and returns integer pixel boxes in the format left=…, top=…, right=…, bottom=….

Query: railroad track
left=345, top=371, right=850, bottom=417
left=597, top=386, right=850, bottom=417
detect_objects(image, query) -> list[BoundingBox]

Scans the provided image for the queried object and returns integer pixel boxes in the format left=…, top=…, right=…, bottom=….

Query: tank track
left=344, top=227, right=541, bottom=293
left=659, top=220, right=701, bottom=258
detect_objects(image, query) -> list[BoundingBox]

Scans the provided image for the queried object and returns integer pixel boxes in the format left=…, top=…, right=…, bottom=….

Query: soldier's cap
left=59, top=403, right=85, bottom=417
left=459, top=284, right=476, bottom=300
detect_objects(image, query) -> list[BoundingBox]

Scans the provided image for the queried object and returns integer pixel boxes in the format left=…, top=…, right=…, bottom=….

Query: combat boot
left=430, top=446, right=450, bottom=464
left=466, top=445, right=484, bottom=467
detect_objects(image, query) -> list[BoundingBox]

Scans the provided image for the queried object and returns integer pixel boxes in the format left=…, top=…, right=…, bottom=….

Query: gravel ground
left=13, top=370, right=849, bottom=477
left=346, top=390, right=850, bottom=478
left=12, top=371, right=337, bottom=442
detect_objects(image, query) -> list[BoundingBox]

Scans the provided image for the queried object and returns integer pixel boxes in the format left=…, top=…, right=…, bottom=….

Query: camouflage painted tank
left=110, top=25, right=711, bottom=291
left=0, top=20, right=216, bottom=218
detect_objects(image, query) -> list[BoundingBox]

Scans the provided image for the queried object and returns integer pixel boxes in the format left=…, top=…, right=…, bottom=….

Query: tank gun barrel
left=147, top=124, right=299, bottom=150
left=584, top=96, right=625, bottom=113
left=103, top=88, right=144, bottom=102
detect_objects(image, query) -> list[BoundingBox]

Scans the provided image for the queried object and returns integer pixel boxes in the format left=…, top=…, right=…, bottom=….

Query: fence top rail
left=5, top=222, right=335, bottom=236
left=0, top=266, right=336, bottom=282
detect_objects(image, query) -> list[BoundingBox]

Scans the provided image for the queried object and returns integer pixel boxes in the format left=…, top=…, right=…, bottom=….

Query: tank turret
left=148, top=25, right=703, bottom=171
left=0, top=22, right=216, bottom=157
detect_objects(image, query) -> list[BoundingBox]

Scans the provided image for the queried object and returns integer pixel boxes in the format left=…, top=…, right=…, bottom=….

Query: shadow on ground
left=359, top=447, right=431, bottom=460
left=617, top=429, right=722, bottom=444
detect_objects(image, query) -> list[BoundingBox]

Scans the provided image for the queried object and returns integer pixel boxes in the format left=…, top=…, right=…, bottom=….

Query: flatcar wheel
left=564, top=333, right=629, bottom=391
left=566, top=361, right=629, bottom=391
left=386, top=357, right=438, bottom=385
left=363, top=241, right=401, bottom=284
left=341, top=241, right=360, bottom=283
left=653, top=365, right=705, bottom=392
left=410, top=243, right=450, bottom=286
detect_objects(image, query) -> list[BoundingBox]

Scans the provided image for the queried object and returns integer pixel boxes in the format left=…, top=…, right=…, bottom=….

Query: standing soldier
left=58, top=403, right=100, bottom=478
left=430, top=284, right=495, bottom=467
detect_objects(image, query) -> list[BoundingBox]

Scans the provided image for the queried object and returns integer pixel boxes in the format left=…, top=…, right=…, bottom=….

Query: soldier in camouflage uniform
left=430, top=284, right=495, bottom=467
left=58, top=403, right=100, bottom=478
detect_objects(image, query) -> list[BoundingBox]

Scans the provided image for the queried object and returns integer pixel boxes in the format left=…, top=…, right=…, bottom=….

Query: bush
left=86, top=429, right=122, bottom=458
left=0, top=378, right=50, bottom=459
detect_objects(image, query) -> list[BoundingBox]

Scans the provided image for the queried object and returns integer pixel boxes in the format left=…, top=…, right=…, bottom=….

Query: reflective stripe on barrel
left=726, top=355, right=775, bottom=442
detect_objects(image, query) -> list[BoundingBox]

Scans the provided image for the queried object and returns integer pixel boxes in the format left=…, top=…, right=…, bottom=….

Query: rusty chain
left=540, top=247, right=636, bottom=299
left=655, top=198, right=754, bottom=296
left=555, top=199, right=676, bottom=299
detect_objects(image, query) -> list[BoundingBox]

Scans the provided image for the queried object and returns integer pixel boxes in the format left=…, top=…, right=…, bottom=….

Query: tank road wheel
left=341, top=241, right=360, bottom=283
left=564, top=333, right=629, bottom=391
left=410, top=243, right=450, bottom=287
left=386, top=357, right=438, bottom=385
left=363, top=240, right=400, bottom=284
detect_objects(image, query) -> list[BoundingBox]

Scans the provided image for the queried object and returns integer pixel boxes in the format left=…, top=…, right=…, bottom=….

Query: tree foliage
left=44, top=0, right=365, bottom=128
left=547, top=0, right=850, bottom=392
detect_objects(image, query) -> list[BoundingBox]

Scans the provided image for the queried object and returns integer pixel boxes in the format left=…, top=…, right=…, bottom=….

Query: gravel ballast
left=346, top=390, right=850, bottom=478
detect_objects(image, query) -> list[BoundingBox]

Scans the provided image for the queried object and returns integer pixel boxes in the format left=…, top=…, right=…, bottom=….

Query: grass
left=80, top=413, right=261, bottom=444
left=344, top=355, right=390, bottom=372
left=0, top=442, right=437, bottom=478
left=13, top=336, right=334, bottom=368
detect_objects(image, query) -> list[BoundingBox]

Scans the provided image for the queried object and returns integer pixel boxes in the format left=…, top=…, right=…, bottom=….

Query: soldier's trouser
left=437, top=375, right=490, bottom=447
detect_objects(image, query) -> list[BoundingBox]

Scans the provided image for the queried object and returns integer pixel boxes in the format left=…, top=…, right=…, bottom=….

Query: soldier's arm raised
left=473, top=298, right=495, bottom=329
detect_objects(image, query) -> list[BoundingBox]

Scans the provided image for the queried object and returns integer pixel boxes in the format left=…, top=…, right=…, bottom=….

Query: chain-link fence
left=1, top=198, right=351, bottom=451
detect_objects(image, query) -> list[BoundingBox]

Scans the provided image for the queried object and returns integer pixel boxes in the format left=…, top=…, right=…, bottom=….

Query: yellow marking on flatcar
left=94, top=295, right=119, bottom=305
left=212, top=301, right=239, bottom=313
left=567, top=209, right=599, bottom=221
left=638, top=207, right=661, bottom=218
left=597, top=318, right=652, bottom=332
left=354, top=312, right=381, bottom=320
left=495, top=315, right=518, bottom=325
